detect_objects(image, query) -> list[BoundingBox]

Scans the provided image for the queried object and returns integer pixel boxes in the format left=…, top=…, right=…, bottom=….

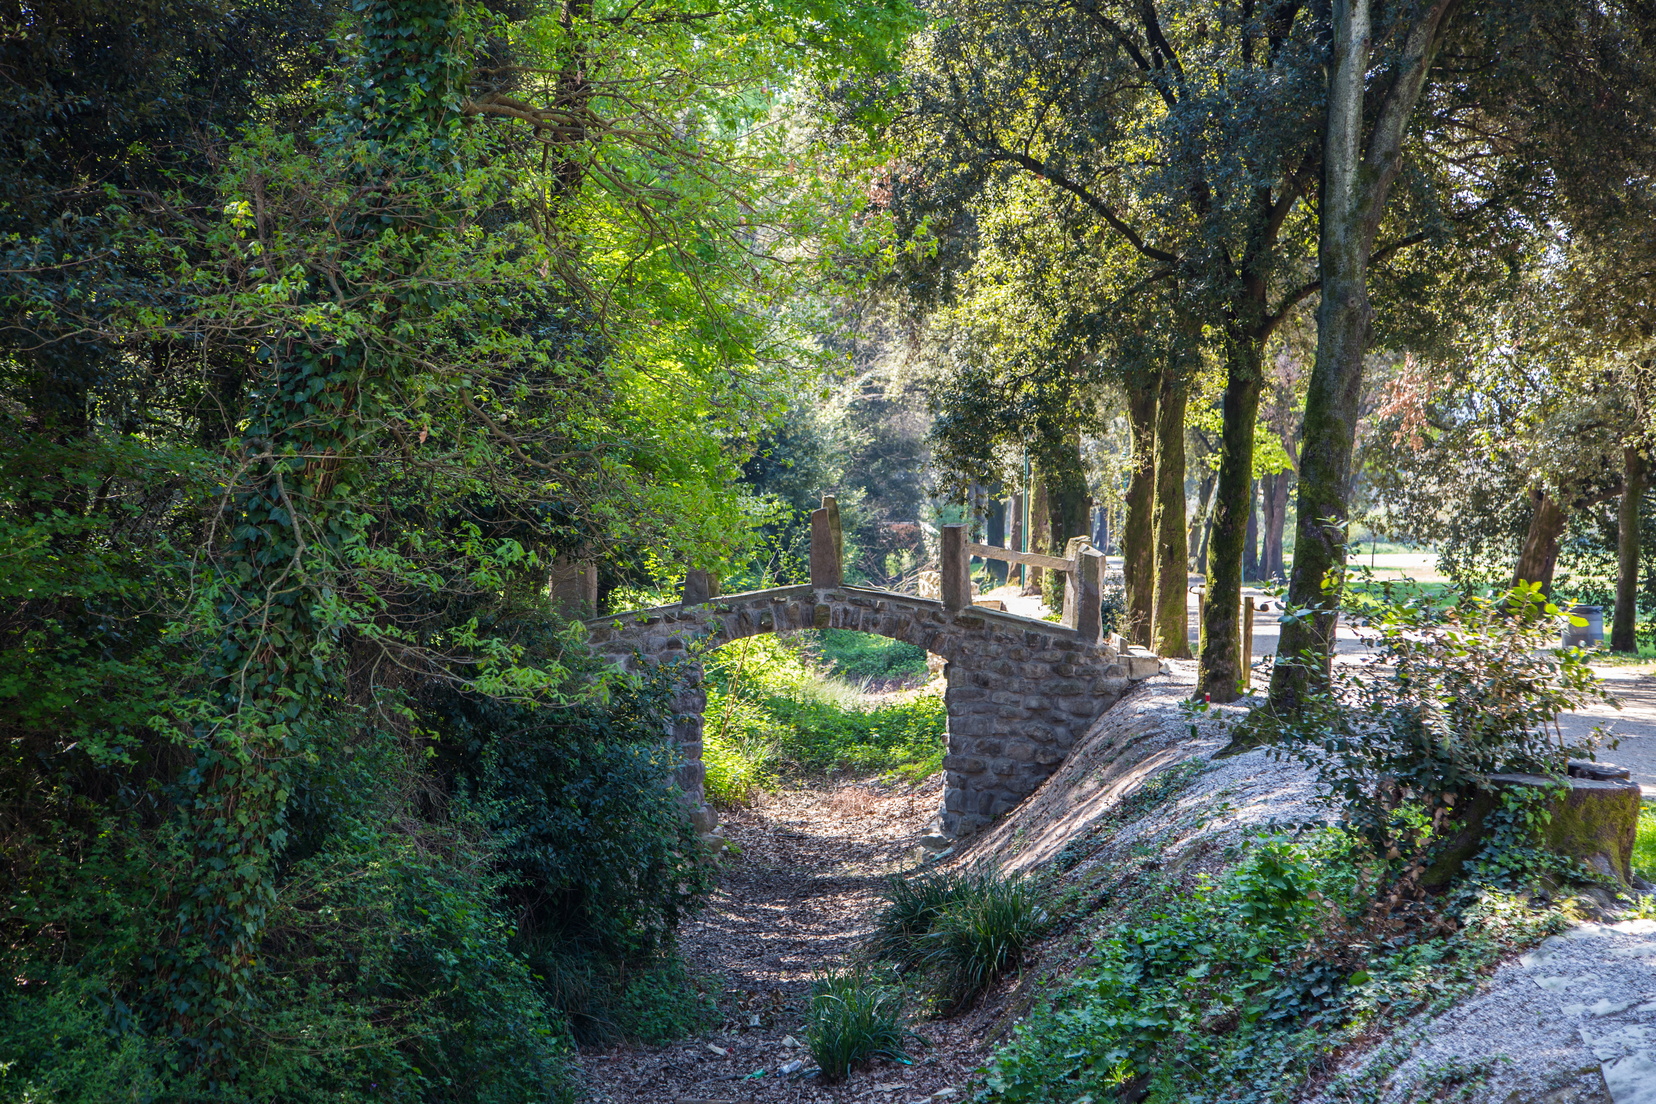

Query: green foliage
left=705, top=635, right=946, bottom=782
left=1634, top=799, right=1656, bottom=882
left=818, top=628, right=931, bottom=684
left=980, top=833, right=1562, bottom=1104
left=1266, top=582, right=1609, bottom=853
left=805, top=968, right=917, bottom=1083
left=438, top=673, right=714, bottom=963
left=530, top=952, right=716, bottom=1049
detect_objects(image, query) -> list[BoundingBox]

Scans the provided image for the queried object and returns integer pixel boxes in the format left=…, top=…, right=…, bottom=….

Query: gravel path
left=575, top=778, right=992, bottom=1104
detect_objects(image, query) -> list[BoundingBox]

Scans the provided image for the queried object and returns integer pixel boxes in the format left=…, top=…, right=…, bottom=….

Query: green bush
left=530, top=950, right=716, bottom=1048
left=872, top=872, right=977, bottom=967
left=805, top=968, right=917, bottom=1083
left=1635, top=799, right=1656, bottom=881
left=921, top=873, right=1044, bottom=1009
left=1266, top=582, right=1610, bottom=855
left=702, top=689, right=782, bottom=805
left=436, top=673, right=715, bottom=963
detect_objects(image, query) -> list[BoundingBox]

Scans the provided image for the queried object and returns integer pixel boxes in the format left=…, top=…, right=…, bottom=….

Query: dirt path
left=576, top=777, right=992, bottom=1104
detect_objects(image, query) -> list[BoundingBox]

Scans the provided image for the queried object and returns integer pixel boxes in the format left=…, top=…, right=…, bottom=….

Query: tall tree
left=1269, top=0, right=1461, bottom=706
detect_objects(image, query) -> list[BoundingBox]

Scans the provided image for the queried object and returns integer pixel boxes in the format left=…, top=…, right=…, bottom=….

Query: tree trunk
left=1270, top=0, right=1460, bottom=712
left=1244, top=479, right=1260, bottom=581
left=1152, top=369, right=1191, bottom=658
left=1026, top=470, right=1050, bottom=596
left=1199, top=344, right=1265, bottom=702
left=1037, top=433, right=1092, bottom=610
left=1122, top=372, right=1158, bottom=646
left=1261, top=472, right=1290, bottom=580
left=1192, top=467, right=1218, bottom=574
left=1513, top=488, right=1569, bottom=594
left=1613, top=449, right=1646, bottom=652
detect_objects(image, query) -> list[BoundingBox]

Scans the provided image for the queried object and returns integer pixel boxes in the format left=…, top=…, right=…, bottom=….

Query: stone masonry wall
left=585, top=585, right=1158, bottom=837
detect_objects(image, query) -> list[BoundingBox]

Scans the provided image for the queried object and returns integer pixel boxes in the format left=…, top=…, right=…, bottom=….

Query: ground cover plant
left=805, top=967, right=922, bottom=1083
left=979, top=829, right=1566, bottom=1104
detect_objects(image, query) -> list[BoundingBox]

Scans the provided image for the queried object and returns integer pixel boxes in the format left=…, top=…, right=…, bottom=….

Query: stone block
left=1035, top=747, right=1065, bottom=765
left=996, top=705, right=1029, bottom=720
left=948, top=686, right=989, bottom=702
left=1004, top=740, right=1036, bottom=762
left=975, top=739, right=1004, bottom=756
left=990, top=690, right=1023, bottom=706
left=1125, top=654, right=1162, bottom=679
left=976, top=791, right=999, bottom=814
left=1059, top=695, right=1099, bottom=715
left=1091, top=676, right=1132, bottom=696
left=944, top=788, right=966, bottom=812
left=989, top=758, right=1017, bottom=776
left=943, top=754, right=986, bottom=774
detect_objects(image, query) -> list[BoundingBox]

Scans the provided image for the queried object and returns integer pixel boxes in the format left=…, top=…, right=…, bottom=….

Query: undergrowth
left=1635, top=798, right=1656, bottom=881
left=980, top=828, right=1567, bottom=1104
left=702, top=635, right=945, bottom=803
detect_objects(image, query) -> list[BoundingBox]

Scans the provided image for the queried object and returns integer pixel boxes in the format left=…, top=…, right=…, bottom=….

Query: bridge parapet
left=584, top=584, right=1157, bottom=839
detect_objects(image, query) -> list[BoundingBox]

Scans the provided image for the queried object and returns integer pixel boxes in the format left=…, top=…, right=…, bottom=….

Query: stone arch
left=584, top=584, right=1157, bottom=838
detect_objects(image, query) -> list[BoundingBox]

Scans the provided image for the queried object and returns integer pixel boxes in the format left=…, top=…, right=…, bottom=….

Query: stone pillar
left=1065, top=546, right=1105, bottom=642
left=682, top=569, right=720, bottom=605
left=940, top=524, right=971, bottom=610
left=549, top=556, right=598, bottom=616
left=668, top=668, right=717, bottom=836
left=810, top=494, right=843, bottom=588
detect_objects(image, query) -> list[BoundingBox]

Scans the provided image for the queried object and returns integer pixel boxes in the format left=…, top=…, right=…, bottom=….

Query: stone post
left=810, top=494, right=843, bottom=588
left=1066, top=546, right=1105, bottom=642
left=682, top=569, right=720, bottom=605
left=940, top=523, right=971, bottom=610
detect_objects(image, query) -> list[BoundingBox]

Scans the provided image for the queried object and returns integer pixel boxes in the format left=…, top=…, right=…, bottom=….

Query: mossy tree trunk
left=1123, top=371, right=1158, bottom=646
left=1026, top=468, right=1049, bottom=596
left=1613, top=447, right=1646, bottom=651
left=1152, top=368, right=1190, bottom=658
left=1243, top=479, right=1260, bottom=581
left=1199, top=338, right=1265, bottom=702
left=1270, top=0, right=1459, bottom=712
left=1037, top=432, right=1092, bottom=611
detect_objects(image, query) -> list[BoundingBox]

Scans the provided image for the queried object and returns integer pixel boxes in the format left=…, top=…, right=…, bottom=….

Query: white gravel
left=1311, top=919, right=1656, bottom=1103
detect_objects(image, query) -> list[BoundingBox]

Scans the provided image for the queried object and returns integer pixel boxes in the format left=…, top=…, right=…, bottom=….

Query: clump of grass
left=872, top=873, right=975, bottom=967
left=873, top=868, right=1046, bottom=1010
left=805, top=968, right=916, bottom=1082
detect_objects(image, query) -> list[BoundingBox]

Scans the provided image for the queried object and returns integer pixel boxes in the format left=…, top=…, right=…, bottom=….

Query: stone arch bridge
left=579, top=512, right=1158, bottom=838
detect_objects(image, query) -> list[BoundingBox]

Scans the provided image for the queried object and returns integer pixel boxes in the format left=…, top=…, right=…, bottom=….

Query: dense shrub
left=437, top=673, right=715, bottom=963
left=873, top=869, right=1045, bottom=1009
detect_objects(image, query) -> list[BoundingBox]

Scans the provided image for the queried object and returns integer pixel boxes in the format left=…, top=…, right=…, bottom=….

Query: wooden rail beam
left=965, top=542, right=1075, bottom=573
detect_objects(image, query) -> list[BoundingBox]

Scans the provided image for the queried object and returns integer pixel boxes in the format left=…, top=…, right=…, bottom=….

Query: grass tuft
left=805, top=967, right=916, bottom=1082
left=873, top=868, right=1046, bottom=1010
